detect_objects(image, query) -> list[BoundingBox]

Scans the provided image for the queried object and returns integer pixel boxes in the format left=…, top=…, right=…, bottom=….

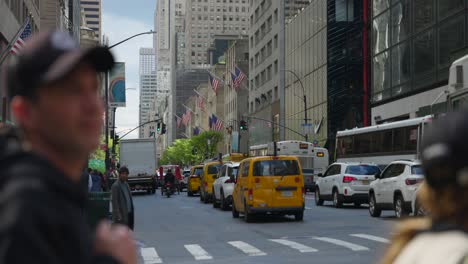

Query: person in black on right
left=164, top=169, right=175, bottom=186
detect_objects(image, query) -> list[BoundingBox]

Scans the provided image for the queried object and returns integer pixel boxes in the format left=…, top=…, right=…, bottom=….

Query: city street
left=133, top=191, right=398, bottom=264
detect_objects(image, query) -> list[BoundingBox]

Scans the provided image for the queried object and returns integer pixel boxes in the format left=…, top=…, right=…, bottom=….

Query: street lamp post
left=284, top=69, right=308, bottom=142
left=104, top=30, right=156, bottom=171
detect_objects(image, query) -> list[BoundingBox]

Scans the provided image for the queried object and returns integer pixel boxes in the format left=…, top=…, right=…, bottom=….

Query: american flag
left=176, top=116, right=182, bottom=128
left=211, top=114, right=223, bottom=131
left=209, top=74, right=220, bottom=94
left=193, top=127, right=200, bottom=136
left=10, top=19, right=32, bottom=55
left=196, top=96, right=205, bottom=111
left=208, top=116, right=213, bottom=129
left=232, top=66, right=246, bottom=90
left=183, top=111, right=191, bottom=126
left=181, top=113, right=186, bottom=126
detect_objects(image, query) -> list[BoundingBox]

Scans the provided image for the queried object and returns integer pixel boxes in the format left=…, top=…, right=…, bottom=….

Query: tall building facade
left=139, top=48, right=157, bottom=138
left=80, top=0, right=101, bottom=41
left=285, top=1, right=328, bottom=146
left=248, top=0, right=312, bottom=145
left=326, top=0, right=365, bottom=156
left=40, top=0, right=71, bottom=33
left=69, top=0, right=81, bottom=41
left=185, top=0, right=250, bottom=66
left=371, top=0, right=468, bottom=123
left=0, top=0, right=40, bottom=123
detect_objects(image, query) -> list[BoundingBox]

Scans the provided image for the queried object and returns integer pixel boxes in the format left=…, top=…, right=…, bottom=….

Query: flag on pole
left=232, top=66, right=246, bottom=90
left=10, top=19, right=32, bottom=55
left=209, top=116, right=213, bottom=129
left=211, top=114, right=223, bottom=131
left=176, top=116, right=182, bottom=128
left=181, top=113, right=187, bottom=126
left=193, top=127, right=200, bottom=136
left=196, top=96, right=205, bottom=111
left=186, top=110, right=192, bottom=124
left=209, top=73, right=220, bottom=94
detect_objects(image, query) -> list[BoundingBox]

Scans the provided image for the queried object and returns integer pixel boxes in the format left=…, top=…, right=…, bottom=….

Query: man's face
left=15, top=63, right=104, bottom=157
left=119, top=171, right=129, bottom=182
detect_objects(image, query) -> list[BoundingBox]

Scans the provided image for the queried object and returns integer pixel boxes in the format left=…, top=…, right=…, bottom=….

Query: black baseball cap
left=8, top=31, right=115, bottom=100
left=421, top=111, right=468, bottom=188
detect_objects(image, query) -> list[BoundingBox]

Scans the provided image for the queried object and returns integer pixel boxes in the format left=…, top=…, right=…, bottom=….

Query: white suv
left=368, top=160, right=424, bottom=218
left=213, top=162, right=239, bottom=210
left=315, top=163, right=380, bottom=208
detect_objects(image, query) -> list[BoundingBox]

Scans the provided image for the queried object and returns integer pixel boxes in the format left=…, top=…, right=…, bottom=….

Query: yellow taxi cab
left=231, top=155, right=305, bottom=222
left=200, top=160, right=222, bottom=203
left=187, top=165, right=203, bottom=196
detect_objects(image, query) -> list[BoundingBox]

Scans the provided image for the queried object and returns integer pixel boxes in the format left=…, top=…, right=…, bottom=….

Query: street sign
left=301, top=123, right=313, bottom=134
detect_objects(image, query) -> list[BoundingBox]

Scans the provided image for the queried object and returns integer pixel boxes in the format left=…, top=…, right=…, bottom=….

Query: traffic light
left=114, top=135, right=120, bottom=145
left=161, top=123, right=167, bottom=134
left=157, top=122, right=161, bottom=133
left=110, top=130, right=115, bottom=138
left=240, top=120, right=248, bottom=130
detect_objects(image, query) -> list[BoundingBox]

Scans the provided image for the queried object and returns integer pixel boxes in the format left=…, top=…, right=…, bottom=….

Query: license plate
left=362, top=180, right=370, bottom=185
left=282, top=191, right=293, bottom=197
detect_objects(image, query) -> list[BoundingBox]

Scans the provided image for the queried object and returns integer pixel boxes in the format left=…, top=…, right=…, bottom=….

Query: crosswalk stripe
left=269, top=239, right=318, bottom=253
left=350, top=234, right=390, bottom=243
left=228, top=241, right=267, bottom=256
left=141, top=247, right=163, bottom=264
left=184, top=244, right=213, bottom=260
left=312, top=237, right=369, bottom=251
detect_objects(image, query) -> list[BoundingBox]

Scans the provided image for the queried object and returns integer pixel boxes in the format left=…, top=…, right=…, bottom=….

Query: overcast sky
left=102, top=0, right=156, bottom=139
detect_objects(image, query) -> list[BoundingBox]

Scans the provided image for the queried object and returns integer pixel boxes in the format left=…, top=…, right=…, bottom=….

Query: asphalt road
left=132, top=191, right=398, bottom=264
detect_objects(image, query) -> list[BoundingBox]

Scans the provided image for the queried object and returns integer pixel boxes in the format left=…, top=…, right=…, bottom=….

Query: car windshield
left=253, top=160, right=300, bottom=176
left=345, top=165, right=380, bottom=175
left=228, top=166, right=239, bottom=177
left=411, top=165, right=423, bottom=175
left=193, top=168, right=203, bottom=176
left=208, top=164, right=221, bottom=174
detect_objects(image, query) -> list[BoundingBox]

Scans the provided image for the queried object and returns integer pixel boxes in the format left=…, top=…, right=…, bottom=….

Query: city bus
left=335, top=115, right=433, bottom=167
left=249, top=140, right=329, bottom=192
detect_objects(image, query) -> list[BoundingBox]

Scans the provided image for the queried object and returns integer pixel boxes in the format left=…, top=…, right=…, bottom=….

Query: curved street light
left=284, top=69, right=309, bottom=142
left=104, top=30, right=156, bottom=171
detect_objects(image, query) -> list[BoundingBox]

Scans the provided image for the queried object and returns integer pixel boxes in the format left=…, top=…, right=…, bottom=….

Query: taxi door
left=232, top=159, right=251, bottom=213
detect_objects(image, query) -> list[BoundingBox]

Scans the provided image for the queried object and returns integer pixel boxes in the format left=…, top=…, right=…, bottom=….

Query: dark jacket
left=164, top=172, right=175, bottom=185
left=111, top=180, right=133, bottom=225
left=0, top=127, right=118, bottom=264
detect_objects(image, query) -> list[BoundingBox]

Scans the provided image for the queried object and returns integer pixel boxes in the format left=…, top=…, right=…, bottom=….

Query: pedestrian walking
left=0, top=31, right=136, bottom=264
left=91, top=169, right=103, bottom=192
left=111, top=166, right=135, bottom=230
left=381, top=111, right=468, bottom=264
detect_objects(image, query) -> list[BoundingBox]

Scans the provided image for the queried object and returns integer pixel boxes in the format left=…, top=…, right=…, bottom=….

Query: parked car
left=368, top=160, right=424, bottom=218
left=213, top=162, right=239, bottom=210
left=180, top=169, right=191, bottom=190
left=187, top=165, right=203, bottom=196
left=315, top=163, right=380, bottom=208
left=200, top=161, right=222, bottom=203
left=231, top=156, right=305, bottom=222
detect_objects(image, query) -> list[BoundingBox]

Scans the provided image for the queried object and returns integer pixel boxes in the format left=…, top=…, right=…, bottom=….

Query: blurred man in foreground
left=0, top=31, right=136, bottom=264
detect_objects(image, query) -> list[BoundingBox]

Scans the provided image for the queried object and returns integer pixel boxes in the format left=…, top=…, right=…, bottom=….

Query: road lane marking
left=184, top=244, right=213, bottom=260
left=228, top=241, right=267, bottom=256
left=269, top=239, right=318, bottom=253
left=312, top=237, right=369, bottom=251
left=141, top=247, right=163, bottom=264
left=305, top=206, right=313, bottom=210
left=350, top=234, right=390, bottom=243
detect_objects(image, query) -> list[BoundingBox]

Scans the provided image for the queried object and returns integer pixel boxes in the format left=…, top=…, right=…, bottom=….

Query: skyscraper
left=80, top=0, right=101, bottom=41
left=139, top=48, right=157, bottom=138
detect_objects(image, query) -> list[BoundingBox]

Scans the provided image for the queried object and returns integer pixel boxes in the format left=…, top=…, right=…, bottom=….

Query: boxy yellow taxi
left=200, top=161, right=222, bottom=203
left=187, top=165, right=203, bottom=196
left=231, top=156, right=305, bottom=222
